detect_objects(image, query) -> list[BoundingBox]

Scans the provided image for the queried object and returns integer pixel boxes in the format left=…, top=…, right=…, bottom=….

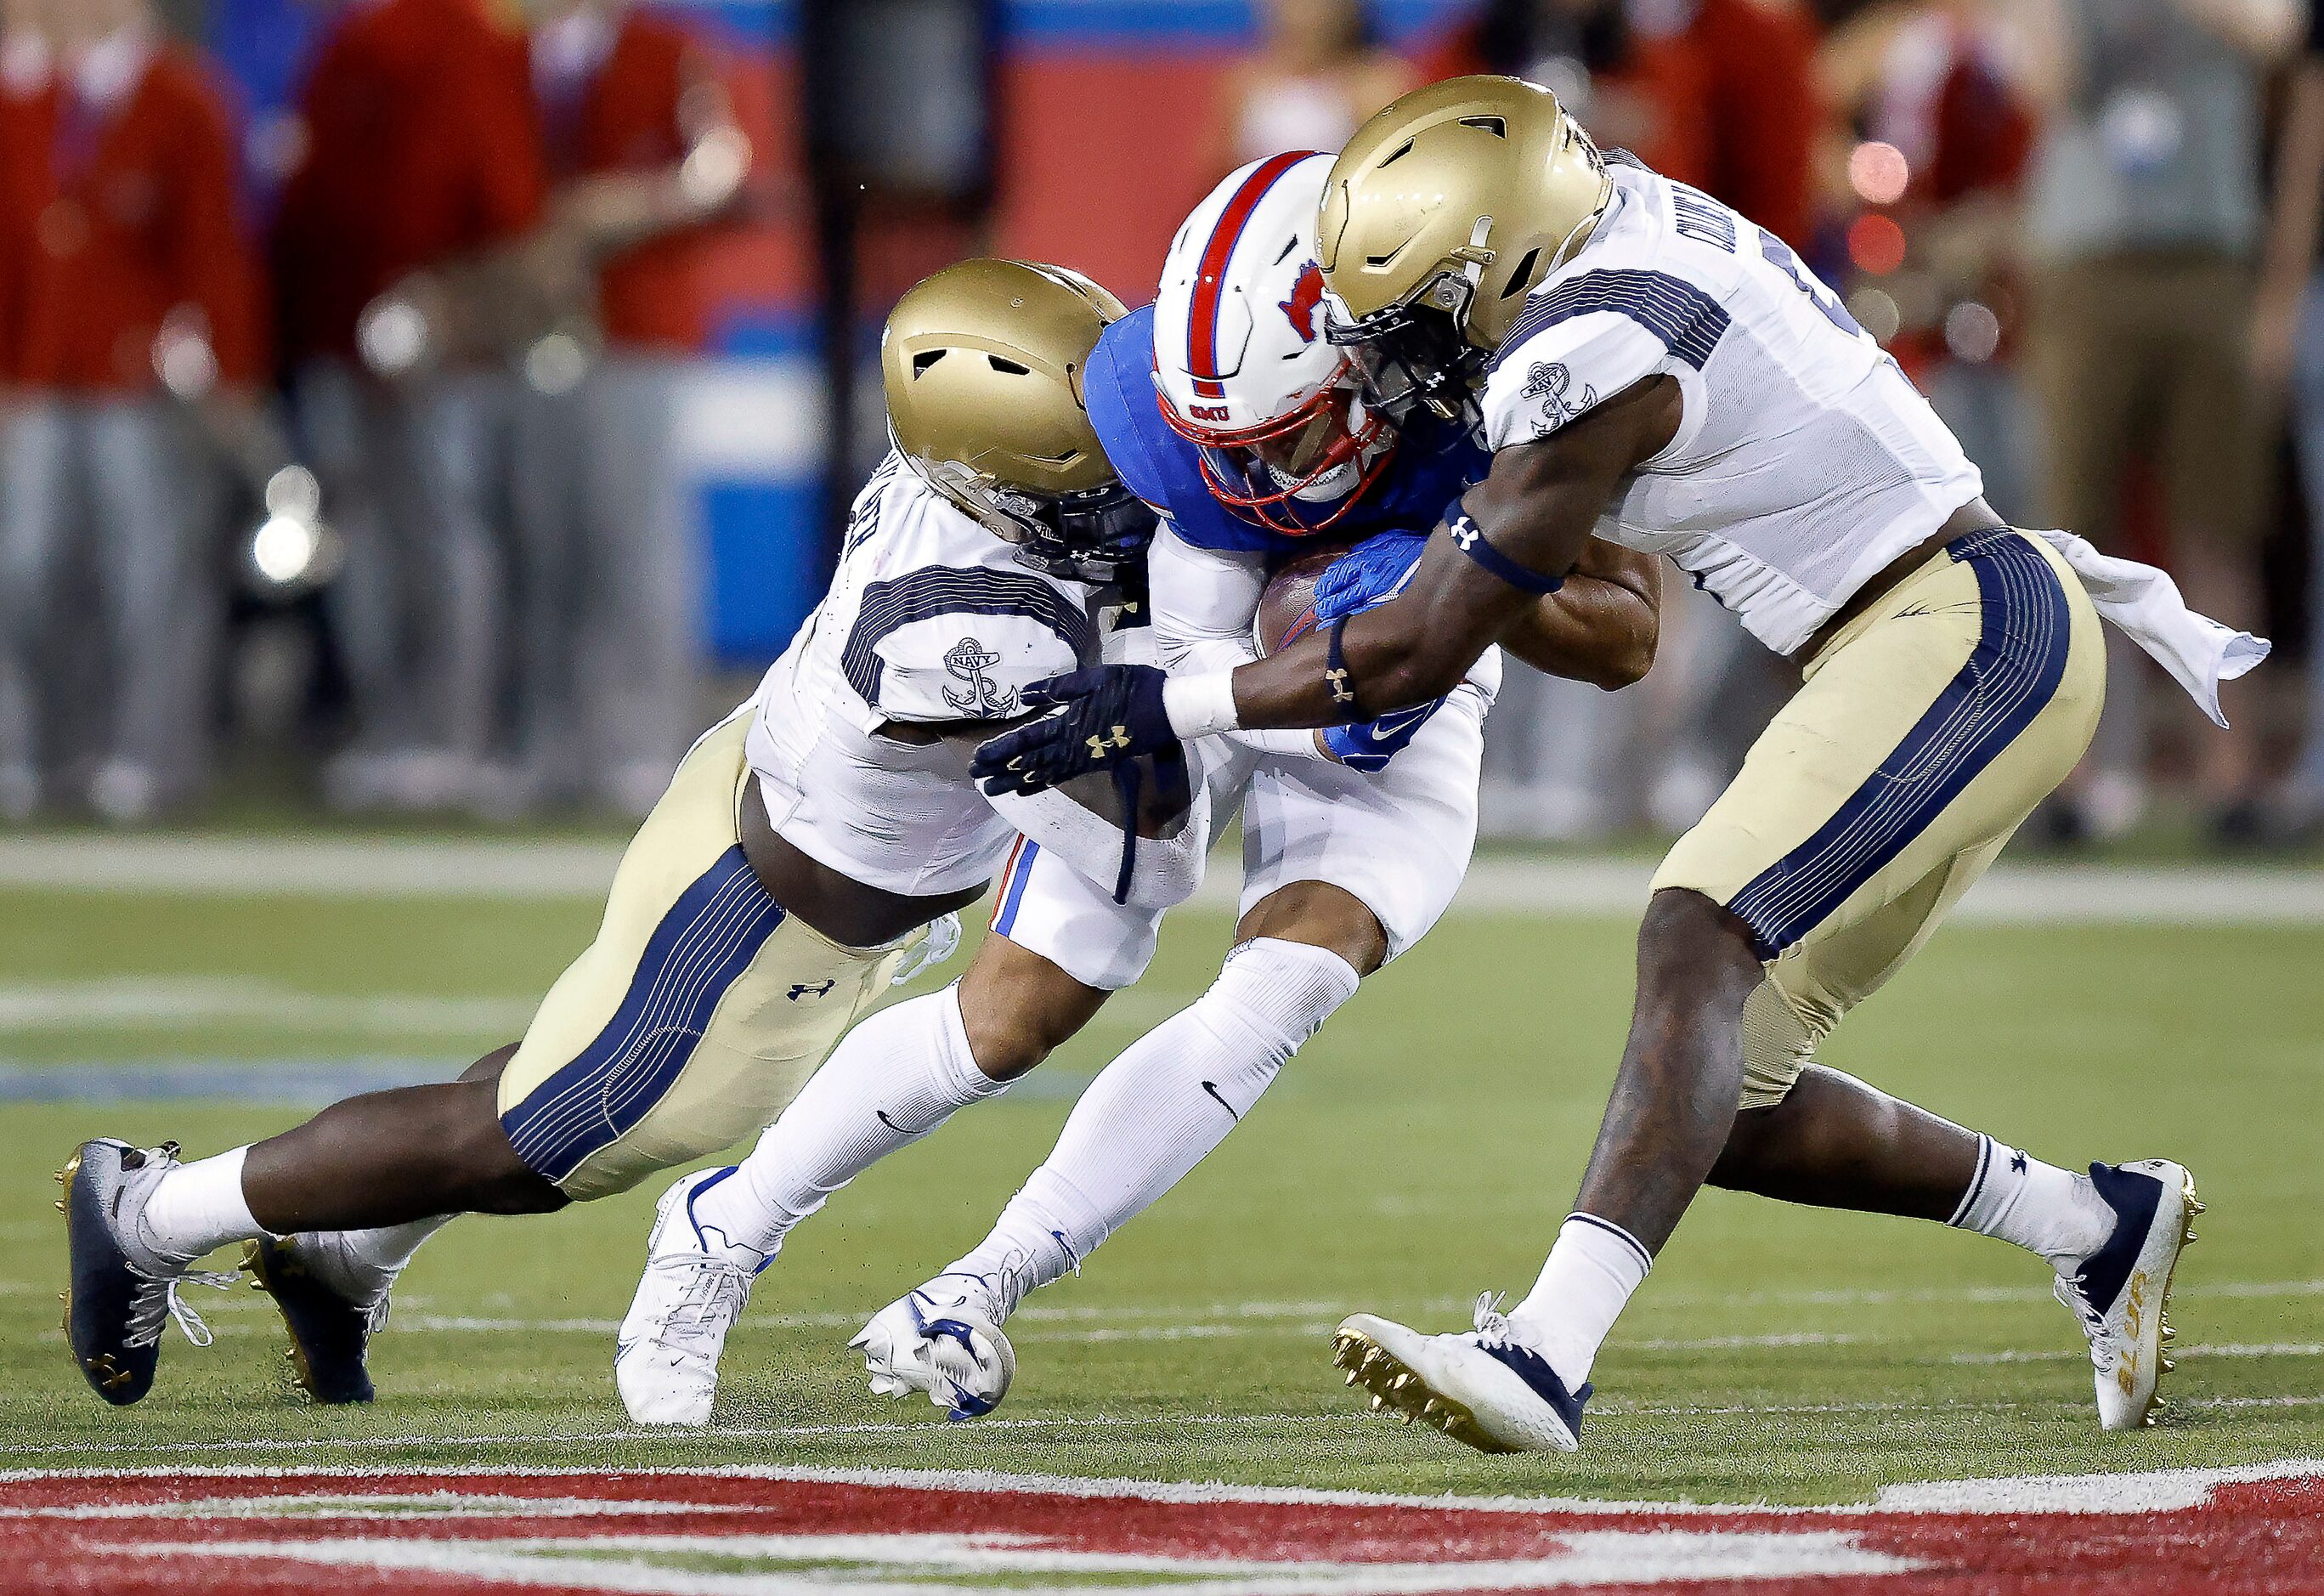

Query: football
left=1252, top=546, right=1345, bottom=656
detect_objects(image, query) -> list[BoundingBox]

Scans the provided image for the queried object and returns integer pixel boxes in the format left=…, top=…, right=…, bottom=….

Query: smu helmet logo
left=1279, top=260, right=1326, bottom=344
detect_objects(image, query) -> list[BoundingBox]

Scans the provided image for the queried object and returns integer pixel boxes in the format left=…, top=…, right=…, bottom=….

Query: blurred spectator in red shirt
left=1420, top=0, right=1819, bottom=246
left=1818, top=1, right=2037, bottom=514
left=1201, top=0, right=1412, bottom=179
left=1416, top=0, right=1702, bottom=187
left=270, top=0, right=546, bottom=812
left=0, top=0, right=263, bottom=822
left=499, top=0, right=749, bottom=816
left=0, top=0, right=52, bottom=403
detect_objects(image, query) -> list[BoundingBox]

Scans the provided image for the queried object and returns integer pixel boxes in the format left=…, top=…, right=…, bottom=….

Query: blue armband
left=1446, top=508, right=1563, bottom=595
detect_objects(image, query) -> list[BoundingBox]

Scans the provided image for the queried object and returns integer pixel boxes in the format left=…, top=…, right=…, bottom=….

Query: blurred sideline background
left=1, top=0, right=2321, bottom=857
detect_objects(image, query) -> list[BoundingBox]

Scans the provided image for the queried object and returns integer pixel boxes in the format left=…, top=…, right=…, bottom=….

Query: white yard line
left=3, top=835, right=2321, bottom=925
left=1, top=1453, right=2316, bottom=1524
left=0, top=979, right=528, bottom=1036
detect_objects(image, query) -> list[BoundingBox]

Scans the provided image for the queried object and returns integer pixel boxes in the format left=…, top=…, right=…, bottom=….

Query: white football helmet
left=1152, top=151, right=1395, bottom=535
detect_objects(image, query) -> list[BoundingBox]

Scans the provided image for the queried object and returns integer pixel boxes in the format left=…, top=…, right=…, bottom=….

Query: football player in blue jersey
left=612, top=152, right=1660, bottom=1425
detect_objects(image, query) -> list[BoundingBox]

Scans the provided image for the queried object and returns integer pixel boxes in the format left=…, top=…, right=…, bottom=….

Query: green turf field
left=3, top=874, right=2320, bottom=1503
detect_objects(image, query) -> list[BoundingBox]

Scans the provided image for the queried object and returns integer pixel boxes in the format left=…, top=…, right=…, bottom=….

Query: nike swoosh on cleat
left=1200, top=1081, right=1239, bottom=1121
left=1476, top=1339, right=1592, bottom=1440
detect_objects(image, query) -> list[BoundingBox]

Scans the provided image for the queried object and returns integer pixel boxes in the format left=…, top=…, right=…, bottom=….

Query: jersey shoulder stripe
left=1489, top=267, right=1732, bottom=375
left=840, top=566, right=1098, bottom=710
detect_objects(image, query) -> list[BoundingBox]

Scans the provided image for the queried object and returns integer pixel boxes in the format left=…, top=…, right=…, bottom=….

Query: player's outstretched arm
left=1498, top=538, right=1663, bottom=692
left=1217, top=375, right=1681, bottom=730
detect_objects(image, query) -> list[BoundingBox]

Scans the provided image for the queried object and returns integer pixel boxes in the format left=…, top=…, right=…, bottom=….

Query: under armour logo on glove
left=972, top=665, right=1173, bottom=794
left=1085, top=724, right=1134, bottom=759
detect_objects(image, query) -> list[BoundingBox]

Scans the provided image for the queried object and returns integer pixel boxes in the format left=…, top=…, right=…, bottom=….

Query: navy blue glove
left=1312, top=529, right=1428, bottom=623
left=971, top=664, right=1173, bottom=795
left=1321, top=695, right=1445, bottom=773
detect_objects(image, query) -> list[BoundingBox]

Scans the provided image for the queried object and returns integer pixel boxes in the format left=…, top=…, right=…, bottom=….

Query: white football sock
left=336, top=1214, right=455, bottom=1274
left=692, top=983, right=1006, bottom=1257
left=135, top=1146, right=268, bottom=1270
left=1507, top=1214, right=1654, bottom=1390
left=941, top=937, right=1360, bottom=1316
left=1949, top=1135, right=2114, bottom=1273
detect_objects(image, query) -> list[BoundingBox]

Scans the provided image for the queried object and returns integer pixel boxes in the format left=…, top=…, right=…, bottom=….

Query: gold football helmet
left=883, top=259, right=1150, bottom=583
left=1317, top=76, right=1612, bottom=420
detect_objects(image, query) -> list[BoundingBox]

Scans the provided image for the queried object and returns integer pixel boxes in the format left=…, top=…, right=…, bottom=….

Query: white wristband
left=1162, top=671, right=1241, bottom=738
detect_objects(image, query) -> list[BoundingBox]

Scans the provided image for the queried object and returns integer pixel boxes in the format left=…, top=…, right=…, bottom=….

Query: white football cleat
left=614, top=1168, right=765, bottom=1427
left=851, top=1273, right=1016, bottom=1421
left=1330, top=1293, right=1592, bottom=1454
left=2055, top=1158, right=2200, bottom=1431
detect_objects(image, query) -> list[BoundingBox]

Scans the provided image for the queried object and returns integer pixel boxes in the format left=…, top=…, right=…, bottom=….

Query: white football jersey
left=746, top=451, right=1105, bottom=897
left=1479, top=158, right=1983, bottom=656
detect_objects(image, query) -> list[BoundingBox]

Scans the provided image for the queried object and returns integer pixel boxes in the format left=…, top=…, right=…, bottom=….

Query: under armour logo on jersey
left=1279, top=259, right=1326, bottom=344
left=1521, top=361, right=1597, bottom=430
left=2010, top=1149, right=2029, bottom=1174
left=788, top=980, right=837, bottom=1001
left=941, top=637, right=1017, bottom=716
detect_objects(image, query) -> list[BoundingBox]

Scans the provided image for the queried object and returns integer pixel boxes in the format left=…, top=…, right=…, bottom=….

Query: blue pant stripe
left=503, top=863, right=767, bottom=1176
left=501, top=846, right=786, bottom=1183
left=1725, top=532, right=2070, bottom=958
left=1731, top=541, right=2048, bottom=943
left=504, top=865, right=768, bottom=1165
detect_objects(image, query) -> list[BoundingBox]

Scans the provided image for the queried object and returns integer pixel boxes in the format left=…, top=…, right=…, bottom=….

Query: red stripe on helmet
left=1186, top=151, right=1314, bottom=400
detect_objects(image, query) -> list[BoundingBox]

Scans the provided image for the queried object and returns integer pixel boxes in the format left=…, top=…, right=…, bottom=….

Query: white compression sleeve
left=939, top=937, right=1360, bottom=1313
left=690, top=984, right=1006, bottom=1257
left=1150, top=523, right=1326, bottom=758
left=136, top=1146, right=268, bottom=1269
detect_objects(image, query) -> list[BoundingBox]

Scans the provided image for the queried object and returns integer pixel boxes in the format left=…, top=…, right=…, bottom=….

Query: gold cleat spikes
left=1328, top=1327, right=1517, bottom=1454
left=52, top=1199, right=65, bottom=1214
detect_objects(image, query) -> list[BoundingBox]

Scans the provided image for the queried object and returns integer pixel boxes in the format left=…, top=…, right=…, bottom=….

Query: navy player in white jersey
left=613, top=155, right=1659, bottom=1426
left=57, top=261, right=1210, bottom=1414
left=978, top=80, right=2266, bottom=1451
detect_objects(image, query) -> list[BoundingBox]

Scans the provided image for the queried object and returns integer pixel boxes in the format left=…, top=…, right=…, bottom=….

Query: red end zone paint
left=0, top=1464, right=2318, bottom=1593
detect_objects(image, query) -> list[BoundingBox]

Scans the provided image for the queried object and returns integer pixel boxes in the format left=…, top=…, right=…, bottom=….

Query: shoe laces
left=1470, top=1289, right=1513, bottom=1347
left=652, top=1259, right=751, bottom=1355
left=2054, top=1274, right=2116, bottom=1372
left=125, top=1267, right=239, bottom=1351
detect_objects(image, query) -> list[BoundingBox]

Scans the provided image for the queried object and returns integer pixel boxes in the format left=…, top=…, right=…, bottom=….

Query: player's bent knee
left=444, top=1084, right=568, bottom=1214
left=959, top=941, right=1111, bottom=1080
left=1235, top=881, right=1389, bottom=977
left=1637, top=889, right=1762, bottom=1005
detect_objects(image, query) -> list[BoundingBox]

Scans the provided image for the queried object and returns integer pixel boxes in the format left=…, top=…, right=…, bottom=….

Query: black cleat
left=60, top=1139, right=228, bottom=1406
left=243, top=1236, right=382, bottom=1404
